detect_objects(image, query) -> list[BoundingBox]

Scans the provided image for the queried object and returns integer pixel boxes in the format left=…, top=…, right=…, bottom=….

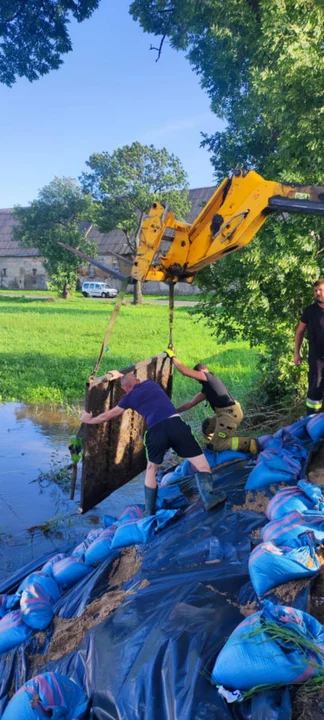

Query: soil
left=250, top=527, right=262, bottom=540
left=292, top=684, right=324, bottom=720
left=206, top=585, right=257, bottom=618
left=232, top=491, right=269, bottom=514
left=265, top=577, right=311, bottom=604
left=307, top=442, right=324, bottom=487
left=31, top=547, right=142, bottom=671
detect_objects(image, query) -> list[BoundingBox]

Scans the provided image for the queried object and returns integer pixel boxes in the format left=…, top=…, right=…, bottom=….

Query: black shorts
left=144, top=416, right=202, bottom=465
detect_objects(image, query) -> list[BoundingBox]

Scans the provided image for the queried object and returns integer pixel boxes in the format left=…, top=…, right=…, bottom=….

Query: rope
left=90, top=276, right=129, bottom=380
left=168, top=283, right=175, bottom=350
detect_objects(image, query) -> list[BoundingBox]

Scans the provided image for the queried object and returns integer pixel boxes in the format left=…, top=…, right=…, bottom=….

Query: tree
left=0, top=0, right=101, bottom=86
left=130, top=0, right=324, bottom=401
left=14, top=177, right=95, bottom=296
left=81, top=141, right=191, bottom=303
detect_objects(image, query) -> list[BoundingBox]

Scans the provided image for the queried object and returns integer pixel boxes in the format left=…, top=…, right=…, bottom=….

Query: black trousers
left=306, top=355, right=324, bottom=414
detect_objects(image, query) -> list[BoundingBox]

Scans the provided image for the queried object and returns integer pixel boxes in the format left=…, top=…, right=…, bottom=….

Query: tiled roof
left=0, top=209, right=40, bottom=257
left=0, top=186, right=216, bottom=258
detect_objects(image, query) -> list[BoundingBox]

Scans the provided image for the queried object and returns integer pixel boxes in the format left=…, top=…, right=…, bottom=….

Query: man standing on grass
left=166, top=352, right=259, bottom=454
left=81, top=371, right=226, bottom=516
left=294, top=279, right=324, bottom=415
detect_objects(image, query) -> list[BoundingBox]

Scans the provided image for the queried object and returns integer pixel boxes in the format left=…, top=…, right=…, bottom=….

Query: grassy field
left=0, top=296, right=260, bottom=423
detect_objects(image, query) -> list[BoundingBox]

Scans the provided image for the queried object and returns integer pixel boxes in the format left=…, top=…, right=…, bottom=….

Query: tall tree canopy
left=0, top=1, right=100, bottom=86
left=130, top=0, right=324, bottom=401
left=14, top=177, right=94, bottom=296
left=81, top=141, right=191, bottom=302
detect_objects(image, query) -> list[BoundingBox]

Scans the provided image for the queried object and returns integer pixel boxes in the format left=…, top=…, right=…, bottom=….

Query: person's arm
left=294, top=321, right=307, bottom=366
left=172, top=357, right=207, bottom=381
left=177, top=392, right=206, bottom=413
left=81, top=405, right=124, bottom=425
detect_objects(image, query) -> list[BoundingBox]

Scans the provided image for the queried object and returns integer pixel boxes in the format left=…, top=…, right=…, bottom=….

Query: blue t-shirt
left=118, top=379, right=177, bottom=428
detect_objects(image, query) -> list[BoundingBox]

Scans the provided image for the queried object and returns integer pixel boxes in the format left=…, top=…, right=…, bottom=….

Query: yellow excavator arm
left=132, top=169, right=324, bottom=284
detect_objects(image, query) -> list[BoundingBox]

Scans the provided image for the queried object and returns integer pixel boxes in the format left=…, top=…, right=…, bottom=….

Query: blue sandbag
left=111, top=509, right=178, bottom=550
left=84, top=527, right=116, bottom=567
left=72, top=528, right=104, bottom=559
left=156, top=485, right=188, bottom=510
left=212, top=600, right=324, bottom=691
left=41, top=553, right=67, bottom=575
left=277, top=416, right=310, bottom=443
left=257, top=434, right=273, bottom=450
left=51, top=557, right=92, bottom=590
left=249, top=534, right=320, bottom=597
left=2, top=671, right=88, bottom=719
left=215, top=449, right=248, bottom=464
left=20, top=574, right=61, bottom=630
left=115, top=505, right=144, bottom=525
left=307, top=413, right=324, bottom=442
left=103, top=514, right=117, bottom=528
left=262, top=510, right=324, bottom=547
left=246, top=432, right=307, bottom=490
left=266, top=480, right=324, bottom=520
left=0, top=610, right=32, bottom=655
left=160, top=449, right=247, bottom=487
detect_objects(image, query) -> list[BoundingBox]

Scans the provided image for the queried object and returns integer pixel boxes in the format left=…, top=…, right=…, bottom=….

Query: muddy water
left=0, top=403, right=143, bottom=584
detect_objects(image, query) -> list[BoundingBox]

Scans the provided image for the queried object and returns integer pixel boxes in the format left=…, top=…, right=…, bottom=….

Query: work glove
left=165, top=348, right=176, bottom=359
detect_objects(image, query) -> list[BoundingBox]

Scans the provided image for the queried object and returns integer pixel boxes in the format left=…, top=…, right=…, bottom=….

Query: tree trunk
left=63, top=282, right=71, bottom=299
left=133, top=279, right=143, bottom=305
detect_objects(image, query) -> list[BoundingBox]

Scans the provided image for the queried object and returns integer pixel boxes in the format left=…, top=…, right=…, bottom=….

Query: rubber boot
left=144, top=485, right=158, bottom=517
left=195, top=472, right=227, bottom=511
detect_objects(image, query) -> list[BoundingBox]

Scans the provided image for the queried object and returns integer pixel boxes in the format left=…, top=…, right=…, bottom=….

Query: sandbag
left=248, top=534, right=320, bottom=597
left=266, top=480, right=324, bottom=521
left=41, top=553, right=67, bottom=575
left=103, top=514, right=118, bottom=528
left=160, top=450, right=247, bottom=487
left=156, top=485, right=188, bottom=510
left=0, top=610, right=32, bottom=655
left=115, top=505, right=144, bottom=525
left=52, top=557, right=92, bottom=590
left=246, top=433, right=307, bottom=490
left=84, top=526, right=117, bottom=567
left=212, top=600, right=324, bottom=692
left=72, top=528, right=104, bottom=559
left=277, top=416, right=310, bottom=443
left=111, top=509, right=178, bottom=550
left=20, top=574, right=61, bottom=630
left=262, top=510, right=324, bottom=547
left=2, top=671, right=88, bottom=719
left=307, top=412, right=324, bottom=442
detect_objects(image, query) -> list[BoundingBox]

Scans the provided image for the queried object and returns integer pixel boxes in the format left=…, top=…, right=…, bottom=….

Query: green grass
left=0, top=296, right=260, bottom=418
left=0, top=288, right=199, bottom=302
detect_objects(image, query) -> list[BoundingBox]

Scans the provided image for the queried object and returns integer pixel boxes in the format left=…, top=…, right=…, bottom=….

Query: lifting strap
left=90, top=276, right=129, bottom=380
left=168, top=283, right=175, bottom=350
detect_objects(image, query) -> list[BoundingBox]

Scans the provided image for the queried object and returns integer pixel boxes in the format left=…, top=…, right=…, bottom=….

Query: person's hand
left=107, top=370, right=123, bottom=380
left=165, top=348, right=176, bottom=359
left=294, top=352, right=302, bottom=366
left=81, top=411, right=93, bottom=424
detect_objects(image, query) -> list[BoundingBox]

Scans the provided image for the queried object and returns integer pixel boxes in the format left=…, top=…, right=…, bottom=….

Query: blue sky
left=0, top=1, right=224, bottom=208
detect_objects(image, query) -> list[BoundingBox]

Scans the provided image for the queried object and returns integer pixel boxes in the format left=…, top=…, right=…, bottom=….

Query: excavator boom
left=132, top=169, right=324, bottom=284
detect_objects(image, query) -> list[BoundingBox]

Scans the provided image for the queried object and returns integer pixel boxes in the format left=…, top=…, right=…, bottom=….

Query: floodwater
left=0, top=403, right=143, bottom=584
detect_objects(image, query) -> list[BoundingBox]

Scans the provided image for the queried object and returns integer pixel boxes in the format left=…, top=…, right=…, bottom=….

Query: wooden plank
left=80, top=353, right=173, bottom=513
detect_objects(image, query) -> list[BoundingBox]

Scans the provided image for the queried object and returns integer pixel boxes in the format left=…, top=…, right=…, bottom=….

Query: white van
left=82, top=281, right=118, bottom=298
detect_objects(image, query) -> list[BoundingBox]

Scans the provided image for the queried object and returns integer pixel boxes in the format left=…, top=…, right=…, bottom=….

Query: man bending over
left=81, top=372, right=226, bottom=516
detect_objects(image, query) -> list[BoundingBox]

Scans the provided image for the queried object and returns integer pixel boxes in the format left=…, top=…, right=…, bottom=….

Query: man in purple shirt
left=81, top=371, right=226, bottom=516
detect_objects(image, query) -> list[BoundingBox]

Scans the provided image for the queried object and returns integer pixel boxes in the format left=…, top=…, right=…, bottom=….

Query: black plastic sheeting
left=0, top=459, right=310, bottom=720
